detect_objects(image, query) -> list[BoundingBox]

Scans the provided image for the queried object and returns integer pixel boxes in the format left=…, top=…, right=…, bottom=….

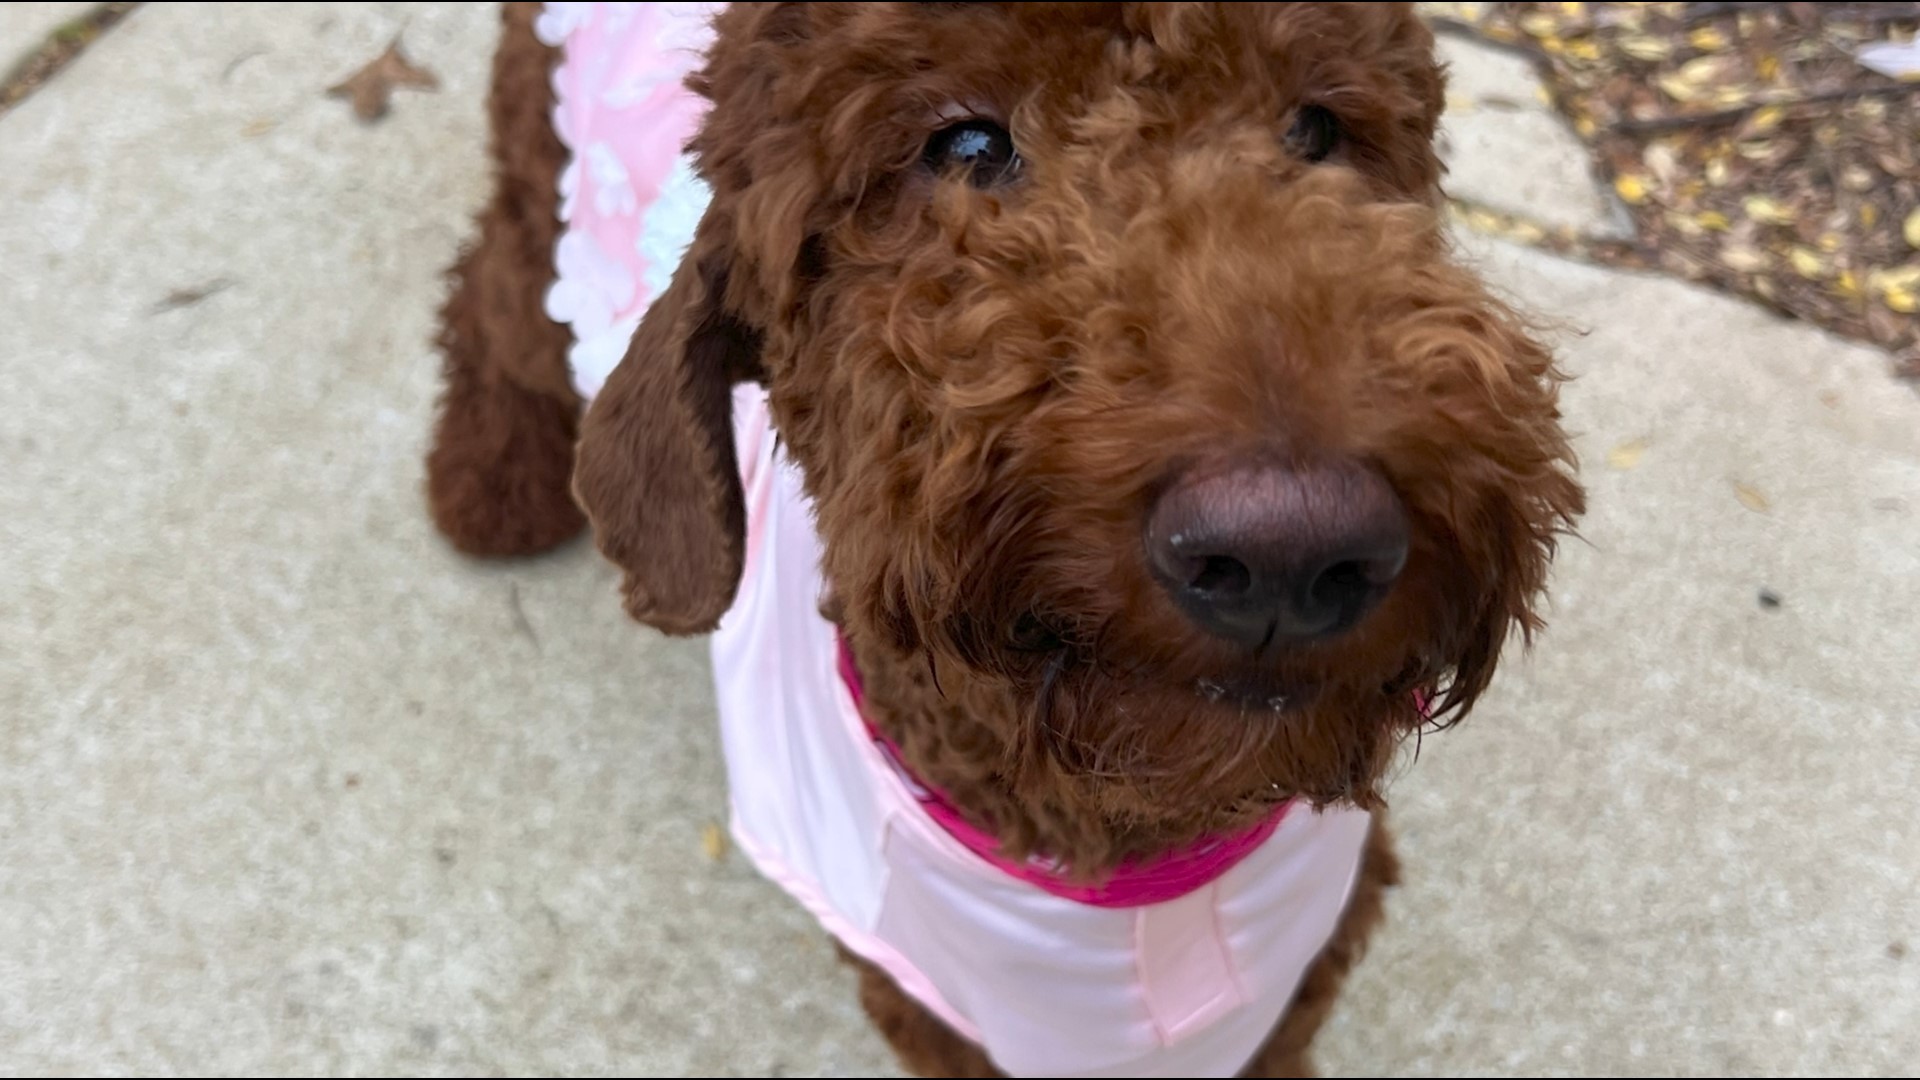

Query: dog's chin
left=1028, top=646, right=1425, bottom=817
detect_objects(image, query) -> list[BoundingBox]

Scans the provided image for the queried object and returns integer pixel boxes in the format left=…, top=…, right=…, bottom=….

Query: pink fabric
left=835, top=637, right=1290, bottom=908
left=724, top=805, right=987, bottom=1046
left=538, top=2, right=723, bottom=402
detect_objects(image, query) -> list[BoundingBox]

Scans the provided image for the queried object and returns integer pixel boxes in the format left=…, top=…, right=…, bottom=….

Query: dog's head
left=576, top=1, right=1584, bottom=854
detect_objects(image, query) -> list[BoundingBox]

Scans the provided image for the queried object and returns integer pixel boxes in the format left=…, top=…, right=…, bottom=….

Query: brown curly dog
left=426, top=3, right=1584, bottom=1075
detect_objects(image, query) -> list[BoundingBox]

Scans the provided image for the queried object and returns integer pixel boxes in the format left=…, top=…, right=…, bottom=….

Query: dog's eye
left=1285, top=105, right=1341, bottom=163
left=923, top=120, right=1022, bottom=188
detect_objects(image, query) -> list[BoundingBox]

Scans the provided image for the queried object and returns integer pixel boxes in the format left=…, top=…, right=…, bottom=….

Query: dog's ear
left=573, top=214, right=763, bottom=636
left=574, top=1, right=832, bottom=634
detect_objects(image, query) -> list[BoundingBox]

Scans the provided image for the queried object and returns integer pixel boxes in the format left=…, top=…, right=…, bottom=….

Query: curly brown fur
left=578, top=0, right=1582, bottom=866
left=442, top=2, right=1587, bottom=1075
left=426, top=2, right=586, bottom=558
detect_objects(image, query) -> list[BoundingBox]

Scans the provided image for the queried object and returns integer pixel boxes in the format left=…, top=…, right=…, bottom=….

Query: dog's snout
left=1145, top=458, right=1409, bottom=648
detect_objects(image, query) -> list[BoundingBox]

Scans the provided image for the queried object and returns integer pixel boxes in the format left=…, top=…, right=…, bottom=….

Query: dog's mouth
left=1011, top=615, right=1333, bottom=717
left=1091, top=651, right=1430, bottom=729
left=1192, top=673, right=1318, bottom=714
left=1187, top=653, right=1434, bottom=716
left=1007, top=613, right=1430, bottom=727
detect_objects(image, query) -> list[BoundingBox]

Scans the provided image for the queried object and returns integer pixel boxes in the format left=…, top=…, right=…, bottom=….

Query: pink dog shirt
left=544, top=6, right=1373, bottom=1075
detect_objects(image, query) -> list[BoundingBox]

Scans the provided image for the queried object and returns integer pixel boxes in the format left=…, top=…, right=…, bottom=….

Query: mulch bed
left=0, top=3, right=140, bottom=120
left=1425, top=1, right=1920, bottom=379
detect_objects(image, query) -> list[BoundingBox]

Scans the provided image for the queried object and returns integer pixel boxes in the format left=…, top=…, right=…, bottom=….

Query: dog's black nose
left=1145, top=458, right=1408, bottom=648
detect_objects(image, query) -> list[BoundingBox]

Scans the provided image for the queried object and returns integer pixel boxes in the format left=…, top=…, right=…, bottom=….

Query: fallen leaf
left=701, top=821, right=728, bottom=861
left=1518, top=12, right=1559, bottom=38
left=1465, top=208, right=1502, bottom=234
left=1668, top=211, right=1707, bottom=239
left=1621, top=34, right=1675, bottom=61
left=1645, top=141, right=1680, bottom=185
left=1742, top=196, right=1794, bottom=225
left=1606, top=437, right=1649, bottom=470
left=242, top=117, right=275, bottom=137
left=1906, top=209, right=1920, bottom=251
left=1733, top=481, right=1772, bottom=513
left=1874, top=266, right=1920, bottom=312
left=1657, top=55, right=1741, bottom=104
left=1739, top=106, right=1786, bottom=137
left=1871, top=266, right=1920, bottom=292
left=1507, top=219, right=1547, bottom=244
left=1722, top=244, right=1769, bottom=273
left=1757, top=587, right=1782, bottom=610
left=1687, top=26, right=1729, bottom=53
left=327, top=36, right=438, bottom=122
left=1787, top=246, right=1827, bottom=278
left=151, top=278, right=234, bottom=313
left=1614, top=173, right=1650, bottom=204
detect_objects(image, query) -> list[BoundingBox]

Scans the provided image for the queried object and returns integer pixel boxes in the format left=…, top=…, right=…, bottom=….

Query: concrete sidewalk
left=2, top=4, right=1915, bottom=1076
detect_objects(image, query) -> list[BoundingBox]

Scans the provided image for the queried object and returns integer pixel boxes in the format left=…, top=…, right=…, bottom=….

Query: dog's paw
left=426, top=374, right=586, bottom=558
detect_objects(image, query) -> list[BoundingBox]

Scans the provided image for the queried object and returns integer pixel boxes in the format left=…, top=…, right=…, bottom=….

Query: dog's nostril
left=1309, top=560, right=1372, bottom=609
left=1189, top=555, right=1252, bottom=595
left=1317, top=559, right=1369, bottom=590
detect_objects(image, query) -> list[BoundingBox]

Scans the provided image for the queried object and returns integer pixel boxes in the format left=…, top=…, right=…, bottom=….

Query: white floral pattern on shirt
left=539, top=2, right=722, bottom=403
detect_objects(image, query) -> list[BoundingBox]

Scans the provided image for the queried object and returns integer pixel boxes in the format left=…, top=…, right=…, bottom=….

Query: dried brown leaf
left=1733, top=481, right=1772, bottom=513
left=327, top=37, right=438, bottom=122
left=1606, top=437, right=1650, bottom=470
left=701, top=822, right=729, bottom=862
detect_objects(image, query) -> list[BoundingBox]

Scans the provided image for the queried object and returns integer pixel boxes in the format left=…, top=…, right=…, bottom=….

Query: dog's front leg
left=425, top=2, right=584, bottom=558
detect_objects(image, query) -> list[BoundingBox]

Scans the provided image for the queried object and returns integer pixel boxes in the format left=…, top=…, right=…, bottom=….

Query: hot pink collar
left=834, top=636, right=1288, bottom=908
